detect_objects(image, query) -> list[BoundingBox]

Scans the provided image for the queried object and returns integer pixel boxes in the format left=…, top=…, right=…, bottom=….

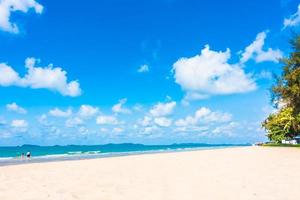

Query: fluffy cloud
left=96, top=115, right=119, bottom=125
left=173, top=45, right=256, bottom=99
left=175, top=107, right=232, bottom=127
left=0, top=63, right=20, bottom=86
left=11, top=119, right=28, bottom=127
left=212, top=122, right=239, bottom=135
left=78, top=105, right=99, bottom=118
left=6, top=102, right=27, bottom=114
left=154, top=117, right=172, bottom=127
left=240, top=31, right=283, bottom=63
left=139, top=116, right=152, bottom=126
left=112, top=98, right=131, bottom=114
left=137, top=116, right=172, bottom=129
left=0, top=57, right=82, bottom=97
left=149, top=101, right=176, bottom=117
left=0, top=0, right=43, bottom=33
left=138, top=125, right=160, bottom=136
left=173, top=125, right=209, bottom=133
left=283, top=4, right=300, bottom=29
left=196, top=107, right=232, bottom=122
left=65, top=117, right=83, bottom=128
left=173, top=31, right=283, bottom=101
left=38, top=114, right=51, bottom=126
left=137, top=64, right=149, bottom=73
left=135, top=101, right=176, bottom=129
left=256, top=70, right=273, bottom=80
left=49, top=108, right=72, bottom=118
left=10, top=119, right=28, bottom=132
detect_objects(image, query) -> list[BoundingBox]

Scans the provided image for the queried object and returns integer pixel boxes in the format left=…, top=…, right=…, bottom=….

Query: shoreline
left=0, top=145, right=247, bottom=167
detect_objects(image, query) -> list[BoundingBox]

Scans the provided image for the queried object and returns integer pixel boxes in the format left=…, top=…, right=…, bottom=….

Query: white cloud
left=96, top=115, right=119, bottom=125
left=6, top=102, right=27, bottom=114
left=137, top=64, right=149, bottom=73
left=173, top=125, right=209, bottom=133
left=149, top=101, right=176, bottom=117
left=154, top=117, right=172, bottom=127
left=240, top=31, right=283, bottom=63
left=212, top=122, right=239, bottom=135
left=194, top=107, right=212, bottom=118
left=78, top=105, right=99, bottom=118
left=143, top=125, right=160, bottom=135
left=173, top=45, right=256, bottom=100
left=256, top=70, right=273, bottom=80
left=21, top=57, right=81, bottom=97
left=49, top=108, right=72, bottom=118
left=136, top=101, right=176, bottom=130
left=38, top=114, right=51, bottom=126
left=0, top=57, right=82, bottom=97
left=175, top=107, right=232, bottom=127
left=139, top=116, right=152, bottom=126
left=173, top=31, right=283, bottom=101
left=0, top=63, right=20, bottom=86
left=112, top=98, right=131, bottom=114
left=0, top=0, right=43, bottom=33
left=197, top=108, right=232, bottom=123
left=65, top=117, right=83, bottom=128
left=283, top=4, right=300, bottom=29
left=10, top=119, right=28, bottom=128
left=175, top=116, right=197, bottom=127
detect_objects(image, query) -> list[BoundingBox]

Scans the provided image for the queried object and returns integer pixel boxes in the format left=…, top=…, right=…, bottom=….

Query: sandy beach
left=0, top=146, right=299, bottom=200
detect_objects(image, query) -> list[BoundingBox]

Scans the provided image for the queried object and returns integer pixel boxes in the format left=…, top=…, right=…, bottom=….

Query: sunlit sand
left=0, top=147, right=299, bottom=200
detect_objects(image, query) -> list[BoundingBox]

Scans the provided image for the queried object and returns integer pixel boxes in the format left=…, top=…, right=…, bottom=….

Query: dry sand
left=0, top=146, right=299, bottom=200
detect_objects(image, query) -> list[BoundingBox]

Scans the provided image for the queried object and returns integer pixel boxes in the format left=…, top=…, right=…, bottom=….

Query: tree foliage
left=263, top=35, right=300, bottom=142
left=262, top=107, right=300, bottom=143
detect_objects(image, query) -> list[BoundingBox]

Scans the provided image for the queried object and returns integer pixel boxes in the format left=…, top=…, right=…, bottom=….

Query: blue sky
left=0, top=0, right=300, bottom=146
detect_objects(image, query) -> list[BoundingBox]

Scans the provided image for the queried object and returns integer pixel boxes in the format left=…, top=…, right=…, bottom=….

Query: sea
left=0, top=143, right=250, bottom=166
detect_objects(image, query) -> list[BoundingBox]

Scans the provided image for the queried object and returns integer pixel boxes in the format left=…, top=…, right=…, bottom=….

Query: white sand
left=0, top=147, right=300, bottom=200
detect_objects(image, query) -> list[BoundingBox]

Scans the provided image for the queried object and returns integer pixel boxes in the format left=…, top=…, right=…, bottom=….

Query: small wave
left=0, top=157, right=14, bottom=161
left=67, top=151, right=101, bottom=155
left=67, top=151, right=83, bottom=155
left=37, top=154, right=70, bottom=158
left=84, top=151, right=101, bottom=154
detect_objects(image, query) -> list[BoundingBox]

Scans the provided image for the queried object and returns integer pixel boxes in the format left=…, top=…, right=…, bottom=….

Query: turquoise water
left=0, top=143, right=249, bottom=165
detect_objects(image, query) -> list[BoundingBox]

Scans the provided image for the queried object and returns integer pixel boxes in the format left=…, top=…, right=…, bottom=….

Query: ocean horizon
left=0, top=143, right=250, bottom=165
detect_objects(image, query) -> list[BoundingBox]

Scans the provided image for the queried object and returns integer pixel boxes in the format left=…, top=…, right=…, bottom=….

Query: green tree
left=272, top=37, right=300, bottom=111
left=263, top=36, right=300, bottom=142
left=262, top=107, right=300, bottom=143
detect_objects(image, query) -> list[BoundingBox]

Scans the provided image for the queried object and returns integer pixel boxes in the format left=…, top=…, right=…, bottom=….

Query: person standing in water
left=26, top=152, right=31, bottom=159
